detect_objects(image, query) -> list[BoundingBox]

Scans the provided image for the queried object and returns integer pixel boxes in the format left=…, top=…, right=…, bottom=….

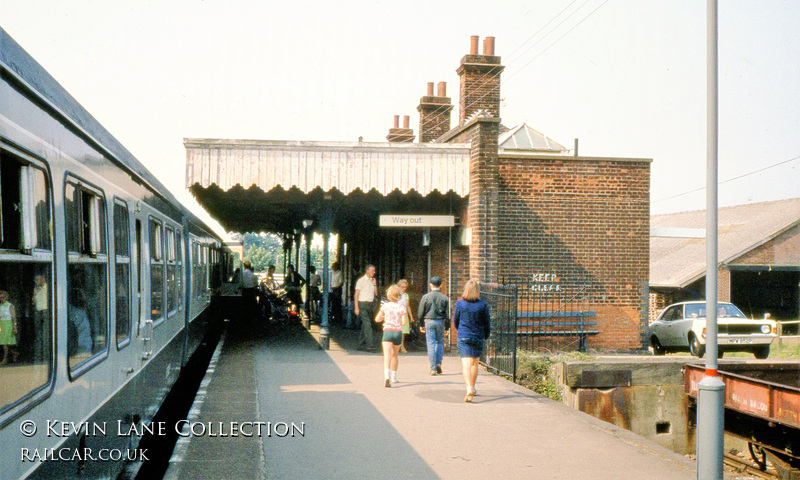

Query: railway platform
left=164, top=318, right=700, bottom=480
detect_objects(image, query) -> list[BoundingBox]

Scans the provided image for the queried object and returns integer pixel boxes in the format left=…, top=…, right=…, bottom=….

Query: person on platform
left=396, top=279, right=414, bottom=353
left=453, top=280, right=491, bottom=402
left=0, top=289, right=19, bottom=365
left=263, top=265, right=279, bottom=292
left=417, top=276, right=449, bottom=375
left=241, top=260, right=259, bottom=319
left=259, top=265, right=279, bottom=321
left=354, top=265, right=378, bottom=351
left=32, top=274, right=50, bottom=362
left=307, top=265, right=321, bottom=319
left=329, top=262, right=344, bottom=325
left=282, top=264, right=306, bottom=312
left=375, top=284, right=407, bottom=387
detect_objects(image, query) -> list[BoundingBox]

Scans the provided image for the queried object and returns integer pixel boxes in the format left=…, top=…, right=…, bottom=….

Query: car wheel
left=753, top=346, right=770, bottom=359
left=689, top=334, right=705, bottom=358
left=650, top=336, right=666, bottom=356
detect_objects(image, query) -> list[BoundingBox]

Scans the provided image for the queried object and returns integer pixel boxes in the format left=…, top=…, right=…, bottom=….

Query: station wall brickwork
left=493, top=156, right=651, bottom=350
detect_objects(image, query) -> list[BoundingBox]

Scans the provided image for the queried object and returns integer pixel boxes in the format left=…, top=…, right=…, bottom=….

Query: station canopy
left=184, top=138, right=471, bottom=235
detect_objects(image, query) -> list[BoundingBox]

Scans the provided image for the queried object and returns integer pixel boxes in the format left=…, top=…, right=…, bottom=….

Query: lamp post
left=697, top=2, right=725, bottom=478
left=318, top=209, right=335, bottom=350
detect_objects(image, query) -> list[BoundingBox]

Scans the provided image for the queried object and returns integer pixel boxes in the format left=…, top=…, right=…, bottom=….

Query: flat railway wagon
left=685, top=362, right=800, bottom=479
left=0, top=27, right=233, bottom=479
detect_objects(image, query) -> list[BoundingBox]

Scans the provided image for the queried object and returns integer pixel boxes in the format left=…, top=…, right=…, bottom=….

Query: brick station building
left=186, top=36, right=652, bottom=351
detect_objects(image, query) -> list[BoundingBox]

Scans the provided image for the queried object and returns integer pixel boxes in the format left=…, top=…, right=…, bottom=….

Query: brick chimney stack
left=457, top=35, right=504, bottom=125
left=417, top=81, right=453, bottom=143
left=386, top=115, right=415, bottom=143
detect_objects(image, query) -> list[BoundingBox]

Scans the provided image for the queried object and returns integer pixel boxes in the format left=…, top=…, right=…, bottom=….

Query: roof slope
left=498, top=122, right=569, bottom=153
left=650, top=197, right=800, bottom=288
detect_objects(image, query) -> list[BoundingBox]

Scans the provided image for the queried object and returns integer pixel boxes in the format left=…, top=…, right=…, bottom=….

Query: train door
left=134, top=217, right=152, bottom=361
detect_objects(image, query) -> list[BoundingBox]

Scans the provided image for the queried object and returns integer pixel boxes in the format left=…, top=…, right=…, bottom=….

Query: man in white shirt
left=241, top=260, right=259, bottom=319
left=354, top=265, right=378, bottom=351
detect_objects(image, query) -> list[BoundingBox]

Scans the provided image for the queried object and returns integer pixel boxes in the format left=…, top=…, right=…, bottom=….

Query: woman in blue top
left=453, top=280, right=491, bottom=402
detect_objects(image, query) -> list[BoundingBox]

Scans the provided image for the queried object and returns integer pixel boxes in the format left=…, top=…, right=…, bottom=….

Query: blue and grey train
left=0, top=27, right=233, bottom=479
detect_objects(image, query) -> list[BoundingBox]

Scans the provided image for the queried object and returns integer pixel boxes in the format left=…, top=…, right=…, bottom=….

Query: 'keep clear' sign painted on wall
left=379, top=215, right=455, bottom=227
left=532, top=273, right=561, bottom=292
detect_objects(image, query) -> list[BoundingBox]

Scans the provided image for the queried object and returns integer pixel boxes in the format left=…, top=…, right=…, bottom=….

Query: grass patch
left=724, top=339, right=800, bottom=359
left=516, top=351, right=595, bottom=402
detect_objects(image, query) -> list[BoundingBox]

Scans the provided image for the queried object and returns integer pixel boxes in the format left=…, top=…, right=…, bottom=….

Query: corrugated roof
left=650, top=197, right=800, bottom=288
left=185, top=139, right=471, bottom=196
left=498, top=122, right=569, bottom=153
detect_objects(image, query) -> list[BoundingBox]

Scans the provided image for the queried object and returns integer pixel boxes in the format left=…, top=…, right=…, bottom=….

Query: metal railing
left=515, top=281, right=596, bottom=353
left=479, top=283, right=518, bottom=381
left=778, top=320, right=800, bottom=337
left=478, top=280, right=596, bottom=382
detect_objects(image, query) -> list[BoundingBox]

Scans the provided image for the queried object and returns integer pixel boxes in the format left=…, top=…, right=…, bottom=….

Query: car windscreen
left=718, top=303, right=746, bottom=318
left=684, top=303, right=746, bottom=319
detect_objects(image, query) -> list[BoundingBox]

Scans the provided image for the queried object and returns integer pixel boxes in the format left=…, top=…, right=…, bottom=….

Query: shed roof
left=650, top=197, right=800, bottom=288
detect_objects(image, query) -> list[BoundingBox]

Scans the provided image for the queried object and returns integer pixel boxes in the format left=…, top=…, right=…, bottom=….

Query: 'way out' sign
left=379, top=215, right=455, bottom=227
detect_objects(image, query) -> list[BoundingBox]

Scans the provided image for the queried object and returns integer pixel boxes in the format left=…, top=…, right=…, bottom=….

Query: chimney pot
left=393, top=115, right=399, bottom=128
left=457, top=35, right=504, bottom=126
left=470, top=35, right=479, bottom=55
left=437, top=81, right=446, bottom=97
left=403, top=115, right=409, bottom=129
left=483, top=36, right=495, bottom=56
left=427, top=82, right=434, bottom=96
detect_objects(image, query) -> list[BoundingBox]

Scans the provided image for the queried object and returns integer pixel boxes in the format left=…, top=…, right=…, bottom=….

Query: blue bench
left=516, top=311, right=599, bottom=351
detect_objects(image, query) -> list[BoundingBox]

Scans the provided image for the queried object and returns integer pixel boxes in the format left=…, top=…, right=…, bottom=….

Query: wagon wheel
left=747, top=442, right=767, bottom=471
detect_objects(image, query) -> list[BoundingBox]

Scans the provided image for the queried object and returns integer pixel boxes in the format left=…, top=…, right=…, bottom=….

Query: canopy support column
left=318, top=208, right=335, bottom=349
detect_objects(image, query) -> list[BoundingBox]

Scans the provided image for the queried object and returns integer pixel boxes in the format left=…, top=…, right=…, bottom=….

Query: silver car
left=647, top=301, right=776, bottom=358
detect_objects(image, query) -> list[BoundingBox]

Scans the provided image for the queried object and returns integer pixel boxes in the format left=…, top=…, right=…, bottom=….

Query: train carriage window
left=166, top=226, right=178, bottom=316
left=0, top=152, right=53, bottom=412
left=64, top=180, right=108, bottom=373
left=113, top=202, right=131, bottom=346
left=149, top=219, right=164, bottom=321
left=209, top=247, right=221, bottom=291
left=175, top=230, right=183, bottom=311
left=192, top=240, right=201, bottom=300
left=202, top=244, right=209, bottom=294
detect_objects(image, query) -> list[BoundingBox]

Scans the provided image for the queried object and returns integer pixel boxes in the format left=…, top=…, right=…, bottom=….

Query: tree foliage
left=235, top=232, right=332, bottom=274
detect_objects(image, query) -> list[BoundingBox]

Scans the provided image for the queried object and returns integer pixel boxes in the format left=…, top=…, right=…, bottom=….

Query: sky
left=1, top=0, right=798, bottom=235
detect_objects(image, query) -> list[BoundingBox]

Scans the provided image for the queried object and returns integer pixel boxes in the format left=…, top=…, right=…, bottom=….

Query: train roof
left=0, top=26, right=221, bottom=241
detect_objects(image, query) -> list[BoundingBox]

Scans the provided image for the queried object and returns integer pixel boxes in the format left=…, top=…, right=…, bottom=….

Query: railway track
left=724, top=452, right=778, bottom=480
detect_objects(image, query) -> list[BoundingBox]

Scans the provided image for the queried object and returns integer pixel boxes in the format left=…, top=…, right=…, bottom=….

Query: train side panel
left=1, top=29, right=227, bottom=479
